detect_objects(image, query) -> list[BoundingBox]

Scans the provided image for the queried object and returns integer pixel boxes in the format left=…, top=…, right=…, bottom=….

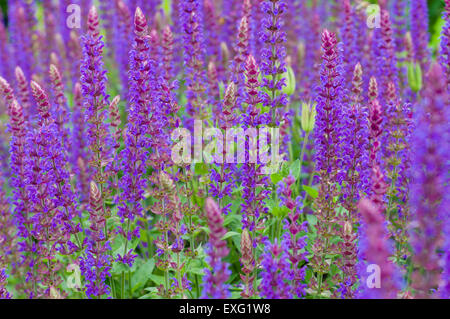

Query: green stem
left=295, top=132, right=310, bottom=197
left=121, top=218, right=131, bottom=299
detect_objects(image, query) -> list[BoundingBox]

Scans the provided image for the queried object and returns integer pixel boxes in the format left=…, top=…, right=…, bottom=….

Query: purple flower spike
left=259, top=236, right=293, bottom=299
left=0, top=258, right=11, bottom=299
left=180, top=0, right=207, bottom=121
left=0, top=172, right=14, bottom=299
left=357, top=198, right=399, bottom=299
left=14, top=67, right=32, bottom=123
left=80, top=182, right=112, bottom=298
left=314, top=29, right=344, bottom=177
left=7, top=99, right=36, bottom=296
left=278, top=176, right=308, bottom=298
left=311, top=29, right=347, bottom=294
left=116, top=7, right=153, bottom=270
left=241, top=55, right=269, bottom=234
left=115, top=0, right=133, bottom=96
left=79, top=6, right=113, bottom=299
left=410, top=63, right=449, bottom=299
left=71, top=83, right=90, bottom=206
left=202, top=198, right=231, bottom=299
left=9, top=3, right=34, bottom=81
left=0, top=77, right=15, bottom=116
left=49, top=64, right=70, bottom=149
left=440, top=0, right=450, bottom=91
left=259, top=0, right=288, bottom=126
left=390, top=0, right=408, bottom=53
left=342, top=63, right=369, bottom=212
left=0, top=18, right=12, bottom=84
left=378, top=10, right=398, bottom=103
left=368, top=98, right=388, bottom=211
left=410, top=0, right=431, bottom=71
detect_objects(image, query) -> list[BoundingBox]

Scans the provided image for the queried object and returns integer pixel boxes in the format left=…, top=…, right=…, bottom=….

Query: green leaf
left=194, top=163, right=209, bottom=175
left=303, top=185, right=318, bottom=199
left=187, top=267, right=205, bottom=276
left=132, top=259, right=155, bottom=292
left=290, top=159, right=301, bottom=180
left=271, top=172, right=283, bottom=184
left=148, top=274, right=165, bottom=286
left=306, top=214, right=318, bottom=226
left=221, top=231, right=241, bottom=241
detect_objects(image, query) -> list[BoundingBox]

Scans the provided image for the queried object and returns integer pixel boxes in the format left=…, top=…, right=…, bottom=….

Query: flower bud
left=407, top=60, right=422, bottom=93
left=301, top=101, right=317, bottom=133
left=282, top=65, right=296, bottom=96
left=220, top=42, right=230, bottom=67
left=159, top=171, right=174, bottom=191
left=297, top=42, right=306, bottom=66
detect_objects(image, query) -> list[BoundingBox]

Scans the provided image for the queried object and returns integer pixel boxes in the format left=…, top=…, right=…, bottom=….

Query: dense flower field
left=0, top=0, right=448, bottom=300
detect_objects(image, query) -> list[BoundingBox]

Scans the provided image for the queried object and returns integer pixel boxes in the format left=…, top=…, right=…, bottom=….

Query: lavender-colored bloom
left=203, top=0, right=221, bottom=61
left=440, top=0, right=450, bottom=92
left=6, top=98, right=35, bottom=295
left=259, top=0, right=288, bottom=126
left=311, top=29, right=346, bottom=293
left=410, top=63, right=449, bottom=299
left=240, top=55, right=270, bottom=231
left=99, top=0, right=117, bottom=54
left=14, top=67, right=32, bottom=123
left=0, top=18, right=12, bottom=83
left=340, top=0, right=357, bottom=88
left=202, top=198, right=231, bottom=299
left=368, top=98, right=388, bottom=211
left=338, top=221, right=359, bottom=299
left=240, top=228, right=255, bottom=298
left=299, top=8, right=321, bottom=101
left=41, top=1, right=58, bottom=88
left=338, top=62, right=369, bottom=298
left=259, top=236, right=293, bottom=299
left=389, top=0, right=408, bottom=91
left=410, top=0, right=430, bottom=71
left=80, top=182, right=112, bottom=298
left=314, top=29, right=344, bottom=177
left=25, top=81, right=75, bottom=297
left=231, top=16, right=250, bottom=110
left=80, top=6, right=113, bottom=176
left=357, top=198, right=399, bottom=299
left=383, top=82, right=413, bottom=266
left=71, top=83, right=90, bottom=205
left=148, top=28, right=163, bottom=77
left=0, top=172, right=14, bottom=285
left=249, top=0, right=263, bottom=58
left=114, top=0, right=133, bottom=96
left=58, top=0, right=72, bottom=47
left=180, top=0, right=207, bottom=121
left=126, top=0, right=161, bottom=22
left=30, top=81, right=81, bottom=238
left=390, top=0, right=408, bottom=53
left=442, top=213, right=450, bottom=298
left=116, top=7, right=153, bottom=267
left=377, top=10, right=398, bottom=104
left=221, top=0, right=243, bottom=50
left=0, top=258, right=11, bottom=299
left=67, top=30, right=83, bottom=87
left=49, top=64, right=70, bottom=150
left=8, top=2, right=34, bottom=82
left=342, top=63, right=369, bottom=210
left=208, top=83, right=237, bottom=216
left=79, top=6, right=113, bottom=299
left=278, top=176, right=308, bottom=298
